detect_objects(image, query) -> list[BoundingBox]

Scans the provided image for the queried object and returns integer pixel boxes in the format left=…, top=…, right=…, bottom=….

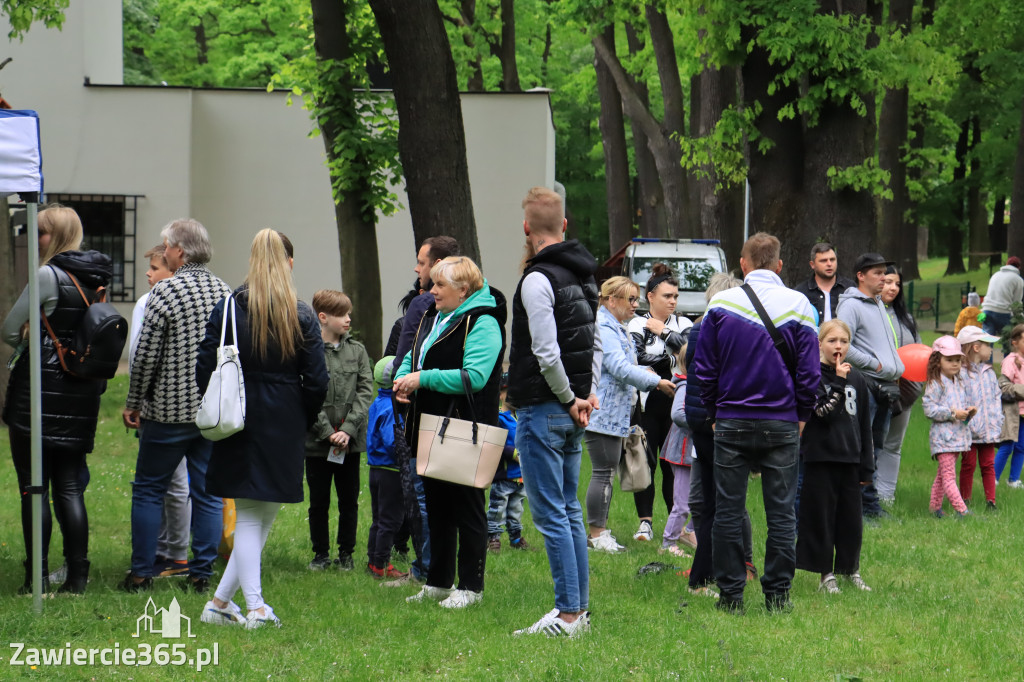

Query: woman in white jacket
left=584, top=277, right=674, bottom=552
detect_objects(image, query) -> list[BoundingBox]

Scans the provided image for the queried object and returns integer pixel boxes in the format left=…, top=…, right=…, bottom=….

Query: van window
left=631, top=258, right=719, bottom=292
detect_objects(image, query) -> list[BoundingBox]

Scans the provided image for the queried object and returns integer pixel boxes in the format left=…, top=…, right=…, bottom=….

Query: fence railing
left=904, top=281, right=975, bottom=330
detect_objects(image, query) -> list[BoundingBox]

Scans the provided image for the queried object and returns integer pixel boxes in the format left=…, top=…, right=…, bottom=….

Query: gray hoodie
left=836, top=287, right=905, bottom=382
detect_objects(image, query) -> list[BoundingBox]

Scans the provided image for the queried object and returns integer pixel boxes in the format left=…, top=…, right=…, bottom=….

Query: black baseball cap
left=853, top=252, right=894, bottom=273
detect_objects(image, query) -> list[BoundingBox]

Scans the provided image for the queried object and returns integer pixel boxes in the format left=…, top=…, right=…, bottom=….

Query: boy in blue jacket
left=366, top=356, right=409, bottom=579
left=487, top=374, right=530, bottom=553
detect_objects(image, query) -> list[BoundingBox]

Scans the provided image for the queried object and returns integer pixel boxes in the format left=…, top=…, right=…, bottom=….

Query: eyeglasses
left=619, top=295, right=640, bottom=305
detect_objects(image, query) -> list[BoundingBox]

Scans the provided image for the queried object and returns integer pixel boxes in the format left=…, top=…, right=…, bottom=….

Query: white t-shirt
left=627, top=313, right=693, bottom=408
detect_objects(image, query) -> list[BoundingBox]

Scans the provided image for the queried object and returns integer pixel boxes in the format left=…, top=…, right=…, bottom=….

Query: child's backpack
left=41, top=268, right=128, bottom=380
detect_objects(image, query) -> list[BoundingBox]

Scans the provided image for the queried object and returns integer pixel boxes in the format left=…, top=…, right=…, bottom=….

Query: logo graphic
left=133, top=597, right=196, bottom=639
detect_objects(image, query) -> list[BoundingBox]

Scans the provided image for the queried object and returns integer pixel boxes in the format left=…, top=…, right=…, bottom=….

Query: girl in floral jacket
left=921, top=336, right=977, bottom=518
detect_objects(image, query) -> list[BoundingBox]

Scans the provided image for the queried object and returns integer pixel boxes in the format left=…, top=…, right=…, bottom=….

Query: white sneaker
left=439, top=589, right=482, bottom=609
left=406, top=584, right=454, bottom=603
left=818, top=574, right=841, bottom=595
left=1008, top=480, right=1024, bottom=489
left=381, top=573, right=425, bottom=588
left=588, top=530, right=624, bottom=553
left=244, top=604, right=281, bottom=630
left=201, top=599, right=245, bottom=626
left=513, top=609, right=590, bottom=637
left=679, top=529, right=698, bottom=550
left=633, top=520, right=654, bottom=542
left=845, top=573, right=872, bottom=592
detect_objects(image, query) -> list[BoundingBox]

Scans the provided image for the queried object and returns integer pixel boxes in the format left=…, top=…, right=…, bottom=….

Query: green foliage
left=122, top=0, right=308, bottom=88
left=270, top=2, right=401, bottom=219
left=2, top=0, right=66, bottom=40
left=827, top=158, right=893, bottom=199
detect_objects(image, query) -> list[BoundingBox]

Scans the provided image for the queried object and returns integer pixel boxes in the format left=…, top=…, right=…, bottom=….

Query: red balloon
left=898, top=343, right=932, bottom=382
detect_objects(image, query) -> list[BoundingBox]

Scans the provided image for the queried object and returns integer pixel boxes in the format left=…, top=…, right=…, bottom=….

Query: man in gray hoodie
left=837, top=253, right=906, bottom=519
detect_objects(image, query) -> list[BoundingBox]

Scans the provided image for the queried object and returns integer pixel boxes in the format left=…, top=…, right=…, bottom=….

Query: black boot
left=57, top=559, right=89, bottom=595
left=18, top=559, right=50, bottom=595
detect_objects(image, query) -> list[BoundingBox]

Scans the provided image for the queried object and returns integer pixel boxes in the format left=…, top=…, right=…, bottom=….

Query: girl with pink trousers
left=921, top=336, right=977, bottom=519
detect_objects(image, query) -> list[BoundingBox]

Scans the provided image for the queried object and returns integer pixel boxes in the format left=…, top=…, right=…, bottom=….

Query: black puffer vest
left=507, top=240, right=599, bottom=407
left=404, top=288, right=507, bottom=456
left=3, top=251, right=113, bottom=452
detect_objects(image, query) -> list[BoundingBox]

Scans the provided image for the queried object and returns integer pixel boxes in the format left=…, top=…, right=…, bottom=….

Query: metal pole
left=25, top=198, right=42, bottom=614
left=743, top=179, right=751, bottom=242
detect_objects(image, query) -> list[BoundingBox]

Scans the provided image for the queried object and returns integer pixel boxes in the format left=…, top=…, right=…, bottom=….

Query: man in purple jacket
left=693, top=233, right=820, bottom=614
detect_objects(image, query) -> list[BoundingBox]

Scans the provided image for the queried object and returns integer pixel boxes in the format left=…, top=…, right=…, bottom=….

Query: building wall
left=1, top=1, right=555, bottom=358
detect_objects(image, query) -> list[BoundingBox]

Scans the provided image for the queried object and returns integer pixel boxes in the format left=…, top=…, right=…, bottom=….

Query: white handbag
left=196, top=295, right=246, bottom=441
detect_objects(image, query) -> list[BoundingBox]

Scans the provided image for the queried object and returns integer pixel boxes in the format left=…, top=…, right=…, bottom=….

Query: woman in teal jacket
left=393, top=256, right=506, bottom=610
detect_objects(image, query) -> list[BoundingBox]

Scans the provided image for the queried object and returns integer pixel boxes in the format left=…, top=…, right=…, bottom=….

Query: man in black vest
left=509, top=187, right=601, bottom=638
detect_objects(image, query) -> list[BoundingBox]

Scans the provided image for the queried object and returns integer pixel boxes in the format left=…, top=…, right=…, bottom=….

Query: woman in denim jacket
left=584, top=277, right=674, bottom=552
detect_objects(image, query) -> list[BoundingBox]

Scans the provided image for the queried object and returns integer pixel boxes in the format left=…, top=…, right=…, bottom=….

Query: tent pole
left=25, top=196, right=43, bottom=614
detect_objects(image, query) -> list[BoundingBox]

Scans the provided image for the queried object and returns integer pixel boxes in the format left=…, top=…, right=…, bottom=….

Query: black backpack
left=41, top=268, right=128, bottom=380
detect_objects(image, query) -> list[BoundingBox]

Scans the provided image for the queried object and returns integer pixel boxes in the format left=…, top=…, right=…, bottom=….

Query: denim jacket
left=922, top=374, right=972, bottom=457
left=587, top=306, right=660, bottom=437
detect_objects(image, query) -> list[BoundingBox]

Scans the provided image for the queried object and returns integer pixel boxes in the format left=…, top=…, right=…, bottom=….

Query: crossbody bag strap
left=741, top=283, right=796, bottom=380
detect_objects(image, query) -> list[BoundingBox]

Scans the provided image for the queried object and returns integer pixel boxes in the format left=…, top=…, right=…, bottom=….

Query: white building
left=1, top=0, right=555, bottom=354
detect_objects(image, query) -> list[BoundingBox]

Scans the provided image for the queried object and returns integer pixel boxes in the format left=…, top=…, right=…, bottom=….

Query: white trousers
left=213, top=498, right=280, bottom=612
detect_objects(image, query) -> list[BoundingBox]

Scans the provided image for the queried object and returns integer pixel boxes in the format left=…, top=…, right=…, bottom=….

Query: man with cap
left=981, top=257, right=1023, bottom=348
left=837, top=253, right=906, bottom=520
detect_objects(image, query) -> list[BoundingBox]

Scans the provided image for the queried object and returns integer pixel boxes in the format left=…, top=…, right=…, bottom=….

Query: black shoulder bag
left=741, top=284, right=796, bottom=381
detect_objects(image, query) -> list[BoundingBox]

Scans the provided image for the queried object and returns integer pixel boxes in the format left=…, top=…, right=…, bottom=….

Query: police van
left=616, top=238, right=729, bottom=319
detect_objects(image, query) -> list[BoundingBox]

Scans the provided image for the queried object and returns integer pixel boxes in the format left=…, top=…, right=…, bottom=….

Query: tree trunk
left=945, top=120, right=969, bottom=276
left=697, top=64, right=744, bottom=266
left=991, top=194, right=1007, bottom=268
left=646, top=4, right=696, bottom=233
left=1008, top=96, right=1024, bottom=259
left=624, top=22, right=666, bottom=238
left=311, top=0, right=383, bottom=357
left=741, top=24, right=806, bottom=285
left=967, top=117, right=989, bottom=271
left=369, top=0, right=482, bottom=265
left=499, top=0, right=520, bottom=91
left=878, top=0, right=912, bottom=271
left=594, top=23, right=633, bottom=255
left=592, top=31, right=690, bottom=238
left=901, top=0, right=935, bottom=281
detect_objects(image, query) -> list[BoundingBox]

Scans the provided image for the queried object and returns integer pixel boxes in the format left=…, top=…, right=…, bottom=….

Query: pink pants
left=930, top=452, right=968, bottom=514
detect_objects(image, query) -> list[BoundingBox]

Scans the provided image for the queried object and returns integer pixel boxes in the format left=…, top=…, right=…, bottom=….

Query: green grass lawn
left=2, top=376, right=1024, bottom=679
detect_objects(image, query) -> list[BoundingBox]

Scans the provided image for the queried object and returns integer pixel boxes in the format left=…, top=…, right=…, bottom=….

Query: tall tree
left=1009, top=95, right=1024, bottom=259
left=368, top=0, right=482, bottom=264
left=624, top=21, right=667, bottom=238
left=594, top=22, right=633, bottom=254
left=877, top=0, right=912, bottom=272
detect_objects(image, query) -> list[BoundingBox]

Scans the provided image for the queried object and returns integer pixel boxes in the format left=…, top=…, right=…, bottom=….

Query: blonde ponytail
left=246, top=228, right=300, bottom=360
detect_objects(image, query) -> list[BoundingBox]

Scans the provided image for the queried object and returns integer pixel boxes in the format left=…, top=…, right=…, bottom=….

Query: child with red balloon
left=921, top=337, right=977, bottom=519
left=955, top=327, right=1003, bottom=510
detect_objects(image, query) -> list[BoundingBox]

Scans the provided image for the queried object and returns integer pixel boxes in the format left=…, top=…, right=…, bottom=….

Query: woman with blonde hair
left=198, top=229, right=328, bottom=629
left=393, top=255, right=506, bottom=609
left=3, top=204, right=113, bottom=594
left=584, top=277, right=674, bottom=552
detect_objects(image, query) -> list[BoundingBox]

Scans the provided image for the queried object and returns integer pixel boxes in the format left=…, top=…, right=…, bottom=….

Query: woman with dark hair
left=3, top=205, right=113, bottom=594
left=876, top=266, right=922, bottom=505
left=627, top=263, right=693, bottom=541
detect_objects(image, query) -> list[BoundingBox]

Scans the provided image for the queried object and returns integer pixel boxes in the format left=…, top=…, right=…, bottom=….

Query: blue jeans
left=713, top=419, right=799, bottom=603
left=517, top=401, right=589, bottom=613
left=409, top=461, right=430, bottom=581
left=983, top=311, right=1012, bottom=358
left=995, top=423, right=1024, bottom=483
left=130, top=421, right=223, bottom=578
left=487, top=479, right=526, bottom=537
left=862, top=389, right=892, bottom=517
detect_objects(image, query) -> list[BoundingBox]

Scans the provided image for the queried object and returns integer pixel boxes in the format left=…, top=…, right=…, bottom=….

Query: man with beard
left=793, top=243, right=857, bottom=323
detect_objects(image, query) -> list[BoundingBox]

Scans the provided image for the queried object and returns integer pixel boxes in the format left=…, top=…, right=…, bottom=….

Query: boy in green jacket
left=304, top=290, right=374, bottom=570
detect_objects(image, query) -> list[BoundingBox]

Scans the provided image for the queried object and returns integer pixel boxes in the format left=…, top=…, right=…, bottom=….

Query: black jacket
left=793, top=275, right=856, bottom=323
left=507, top=240, right=598, bottom=406
left=683, top=320, right=711, bottom=430
left=800, top=364, right=874, bottom=482
left=199, top=288, right=329, bottom=504
left=3, top=251, right=112, bottom=452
